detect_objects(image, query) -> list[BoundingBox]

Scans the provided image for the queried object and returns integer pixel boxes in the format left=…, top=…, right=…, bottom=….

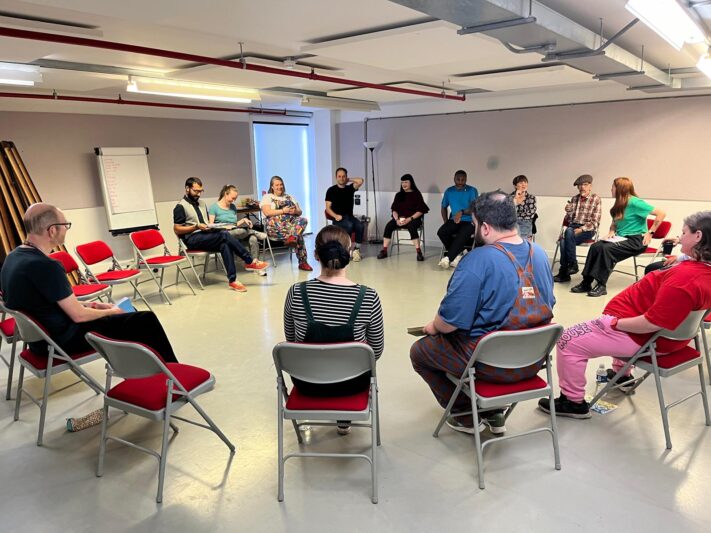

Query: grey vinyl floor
left=1, top=239, right=709, bottom=533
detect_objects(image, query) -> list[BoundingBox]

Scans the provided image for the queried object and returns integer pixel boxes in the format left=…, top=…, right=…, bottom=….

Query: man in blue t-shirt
left=437, top=170, right=478, bottom=268
left=411, top=191, right=555, bottom=435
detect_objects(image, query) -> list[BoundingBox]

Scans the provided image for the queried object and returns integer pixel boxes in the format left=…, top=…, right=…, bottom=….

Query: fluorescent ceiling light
left=301, top=95, right=380, bottom=112
left=126, top=76, right=260, bottom=104
left=697, top=53, right=711, bottom=79
left=625, top=0, right=706, bottom=50
left=0, top=62, right=42, bottom=86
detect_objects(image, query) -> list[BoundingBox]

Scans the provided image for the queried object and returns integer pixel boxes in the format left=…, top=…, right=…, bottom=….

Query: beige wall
left=337, top=95, right=711, bottom=201
left=0, top=111, right=253, bottom=210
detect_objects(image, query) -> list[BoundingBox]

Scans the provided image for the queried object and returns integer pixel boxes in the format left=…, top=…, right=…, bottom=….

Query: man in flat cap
left=554, top=174, right=602, bottom=282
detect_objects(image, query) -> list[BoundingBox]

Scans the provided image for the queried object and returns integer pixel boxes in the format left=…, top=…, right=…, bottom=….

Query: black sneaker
left=538, top=394, right=591, bottom=419
left=376, top=249, right=388, bottom=259
left=571, top=282, right=592, bottom=293
left=566, top=263, right=579, bottom=275
left=587, top=283, right=607, bottom=297
left=416, top=250, right=424, bottom=262
left=553, top=272, right=571, bottom=283
left=606, top=369, right=635, bottom=393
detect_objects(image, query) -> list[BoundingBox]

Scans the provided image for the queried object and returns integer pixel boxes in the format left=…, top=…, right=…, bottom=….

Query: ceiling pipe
left=0, top=91, right=291, bottom=115
left=0, top=26, right=466, bottom=102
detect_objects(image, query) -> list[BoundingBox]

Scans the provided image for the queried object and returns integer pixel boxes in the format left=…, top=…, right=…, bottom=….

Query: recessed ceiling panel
left=455, top=65, right=593, bottom=91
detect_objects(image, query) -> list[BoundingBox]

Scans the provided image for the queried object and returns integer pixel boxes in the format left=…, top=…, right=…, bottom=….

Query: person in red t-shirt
left=539, top=211, right=711, bottom=419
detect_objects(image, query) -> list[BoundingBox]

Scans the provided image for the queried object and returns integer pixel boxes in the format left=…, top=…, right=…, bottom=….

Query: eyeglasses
left=47, top=222, right=72, bottom=230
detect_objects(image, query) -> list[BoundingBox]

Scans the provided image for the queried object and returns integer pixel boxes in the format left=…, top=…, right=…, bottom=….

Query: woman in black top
left=377, top=174, right=430, bottom=261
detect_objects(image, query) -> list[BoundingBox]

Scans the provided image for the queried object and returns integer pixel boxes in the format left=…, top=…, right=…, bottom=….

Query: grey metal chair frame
left=10, top=310, right=103, bottom=446
left=699, top=314, right=711, bottom=385
left=176, top=238, right=227, bottom=290
left=550, top=219, right=599, bottom=271
left=129, top=231, right=196, bottom=305
left=85, top=332, right=236, bottom=503
left=273, top=342, right=380, bottom=504
left=393, top=214, right=425, bottom=256
left=0, top=297, right=19, bottom=400
left=433, top=324, right=564, bottom=489
left=589, top=309, right=711, bottom=450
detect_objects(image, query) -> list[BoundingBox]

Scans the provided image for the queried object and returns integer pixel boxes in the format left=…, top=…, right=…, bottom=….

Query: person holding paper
left=377, top=174, right=429, bottom=261
left=260, top=176, right=312, bottom=271
left=0, top=203, right=179, bottom=362
left=410, top=191, right=555, bottom=435
left=283, top=225, right=384, bottom=434
left=208, top=184, right=267, bottom=266
left=553, top=174, right=602, bottom=282
left=540, top=211, right=711, bottom=419
left=174, top=177, right=269, bottom=292
left=571, top=177, right=665, bottom=297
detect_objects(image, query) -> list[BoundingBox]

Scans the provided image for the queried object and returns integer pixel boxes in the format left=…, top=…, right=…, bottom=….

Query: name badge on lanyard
left=521, top=286, right=536, bottom=299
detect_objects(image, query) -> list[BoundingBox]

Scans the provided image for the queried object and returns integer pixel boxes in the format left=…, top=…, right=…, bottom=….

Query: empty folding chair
left=432, top=324, right=564, bottom=489
left=84, top=332, right=236, bottom=503
left=10, top=310, right=103, bottom=446
left=176, top=238, right=226, bottom=290
left=273, top=342, right=380, bottom=503
left=0, top=296, right=19, bottom=400
left=49, top=251, right=113, bottom=303
left=75, top=240, right=152, bottom=311
left=129, top=229, right=196, bottom=305
left=589, top=309, right=711, bottom=450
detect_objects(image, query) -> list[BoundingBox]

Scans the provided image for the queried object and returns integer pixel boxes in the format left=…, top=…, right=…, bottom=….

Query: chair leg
left=37, top=369, right=53, bottom=446
left=187, top=255, right=205, bottom=290
left=701, top=327, right=711, bottom=385
left=156, top=410, right=171, bottom=503
left=277, top=386, right=285, bottom=502
left=14, top=364, right=25, bottom=420
left=147, top=267, right=172, bottom=305
left=370, top=382, right=378, bottom=504
left=5, top=339, right=17, bottom=400
left=189, top=399, right=236, bottom=452
left=375, top=387, right=381, bottom=446
left=97, top=402, right=110, bottom=477
left=548, top=389, right=562, bottom=470
left=468, top=374, right=485, bottom=490
left=650, top=358, right=673, bottom=450
left=698, top=363, right=711, bottom=426
left=130, top=281, right=153, bottom=312
left=433, top=377, right=465, bottom=438
left=551, top=241, right=561, bottom=269
left=177, top=266, right=197, bottom=296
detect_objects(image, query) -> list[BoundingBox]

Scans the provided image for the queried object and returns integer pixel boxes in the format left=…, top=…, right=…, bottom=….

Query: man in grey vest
left=173, top=177, right=268, bottom=292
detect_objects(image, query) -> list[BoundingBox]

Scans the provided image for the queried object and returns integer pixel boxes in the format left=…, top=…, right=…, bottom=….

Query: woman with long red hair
left=571, top=177, right=665, bottom=297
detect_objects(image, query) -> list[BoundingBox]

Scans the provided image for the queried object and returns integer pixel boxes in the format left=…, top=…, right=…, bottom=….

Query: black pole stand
left=367, top=147, right=382, bottom=244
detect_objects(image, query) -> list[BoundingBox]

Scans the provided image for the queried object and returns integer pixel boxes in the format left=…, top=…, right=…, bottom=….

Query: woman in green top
left=571, top=177, right=666, bottom=297
left=208, top=185, right=267, bottom=266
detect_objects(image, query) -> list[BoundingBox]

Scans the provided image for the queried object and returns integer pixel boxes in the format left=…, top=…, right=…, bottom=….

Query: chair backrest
left=49, top=251, right=79, bottom=275
left=647, top=219, right=672, bottom=239
left=9, top=309, right=58, bottom=346
left=654, top=309, right=708, bottom=342
left=471, top=324, right=564, bottom=370
left=130, top=229, right=165, bottom=252
left=76, top=240, right=114, bottom=266
left=273, top=342, right=376, bottom=384
left=85, top=332, right=168, bottom=379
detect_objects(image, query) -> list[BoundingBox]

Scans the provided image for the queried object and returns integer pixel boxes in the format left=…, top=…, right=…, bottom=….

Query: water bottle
left=594, top=364, right=608, bottom=393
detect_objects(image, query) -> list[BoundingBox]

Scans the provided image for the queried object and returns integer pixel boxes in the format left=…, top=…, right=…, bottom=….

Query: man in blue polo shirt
left=437, top=170, right=478, bottom=268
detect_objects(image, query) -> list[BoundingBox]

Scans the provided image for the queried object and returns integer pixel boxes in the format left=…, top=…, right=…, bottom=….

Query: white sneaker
left=351, top=248, right=361, bottom=262
left=450, top=252, right=465, bottom=268
left=438, top=256, right=450, bottom=269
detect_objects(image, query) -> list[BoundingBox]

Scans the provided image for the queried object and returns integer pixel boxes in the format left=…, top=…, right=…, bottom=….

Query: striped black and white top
left=283, top=279, right=384, bottom=358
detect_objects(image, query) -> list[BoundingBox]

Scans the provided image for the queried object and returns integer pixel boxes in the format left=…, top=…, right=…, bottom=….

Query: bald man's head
left=23, top=203, right=62, bottom=236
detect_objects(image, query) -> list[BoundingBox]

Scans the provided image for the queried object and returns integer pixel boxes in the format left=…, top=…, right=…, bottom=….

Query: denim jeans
left=560, top=224, right=594, bottom=268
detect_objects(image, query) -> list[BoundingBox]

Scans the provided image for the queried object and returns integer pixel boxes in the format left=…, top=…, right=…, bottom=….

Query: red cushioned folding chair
left=0, top=295, right=19, bottom=400
left=550, top=216, right=598, bottom=271
left=49, top=251, right=113, bottom=303
left=589, top=308, right=711, bottom=450
left=432, top=324, right=564, bottom=489
left=176, top=238, right=226, bottom=290
left=613, top=219, right=672, bottom=281
left=129, top=229, right=196, bottom=305
left=273, top=342, right=380, bottom=504
left=84, top=332, right=236, bottom=503
left=75, top=240, right=152, bottom=311
left=10, top=310, right=103, bottom=446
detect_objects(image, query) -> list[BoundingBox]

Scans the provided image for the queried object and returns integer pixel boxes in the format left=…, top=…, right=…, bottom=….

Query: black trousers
left=50, top=311, right=179, bottom=363
left=437, top=220, right=474, bottom=261
left=383, top=218, right=421, bottom=240
left=184, top=230, right=252, bottom=283
left=582, top=234, right=646, bottom=285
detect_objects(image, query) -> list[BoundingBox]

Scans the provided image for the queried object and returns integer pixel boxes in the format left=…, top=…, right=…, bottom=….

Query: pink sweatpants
left=556, top=315, right=642, bottom=402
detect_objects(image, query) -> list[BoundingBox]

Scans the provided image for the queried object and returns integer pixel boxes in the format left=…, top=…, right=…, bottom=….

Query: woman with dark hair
left=571, top=177, right=666, bottom=297
left=377, top=174, right=430, bottom=261
left=260, top=176, right=312, bottom=271
left=540, top=210, right=711, bottom=419
left=208, top=184, right=267, bottom=273
left=283, top=225, right=384, bottom=434
left=510, top=175, right=536, bottom=241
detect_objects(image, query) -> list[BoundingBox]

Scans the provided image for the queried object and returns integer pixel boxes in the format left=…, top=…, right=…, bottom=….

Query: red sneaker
left=245, top=260, right=269, bottom=271
left=298, top=262, right=313, bottom=271
left=228, top=281, right=247, bottom=292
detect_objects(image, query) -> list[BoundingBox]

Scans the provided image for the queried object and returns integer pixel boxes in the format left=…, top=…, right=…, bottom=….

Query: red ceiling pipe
left=0, top=26, right=466, bottom=102
left=0, top=91, right=288, bottom=114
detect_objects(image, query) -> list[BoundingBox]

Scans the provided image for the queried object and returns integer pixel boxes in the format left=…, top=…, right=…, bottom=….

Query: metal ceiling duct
left=389, top=0, right=686, bottom=91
